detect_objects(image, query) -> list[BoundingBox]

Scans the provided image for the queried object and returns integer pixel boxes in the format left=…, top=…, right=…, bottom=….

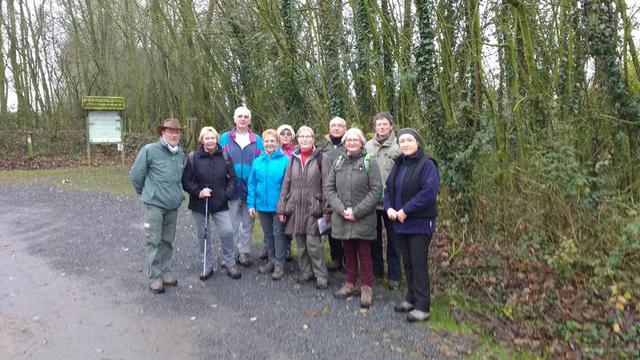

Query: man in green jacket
left=364, top=112, right=402, bottom=289
left=129, top=118, right=185, bottom=294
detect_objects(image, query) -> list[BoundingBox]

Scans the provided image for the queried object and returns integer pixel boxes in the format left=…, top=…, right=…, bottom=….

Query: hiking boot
left=407, top=309, right=430, bottom=322
left=296, top=274, right=315, bottom=284
left=161, top=273, right=178, bottom=287
left=238, top=253, right=252, bottom=267
left=259, top=247, right=268, bottom=260
left=315, top=279, right=328, bottom=290
left=271, top=265, right=284, bottom=280
left=199, top=269, right=214, bottom=281
left=326, top=260, right=342, bottom=272
left=285, top=249, right=293, bottom=262
left=226, top=265, right=242, bottom=279
left=360, top=285, right=373, bottom=308
left=149, top=279, right=164, bottom=294
left=258, top=262, right=275, bottom=274
left=334, top=282, right=359, bottom=299
left=394, top=301, right=414, bottom=313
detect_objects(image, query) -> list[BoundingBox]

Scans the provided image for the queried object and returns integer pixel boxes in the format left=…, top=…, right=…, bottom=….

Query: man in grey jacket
left=129, top=118, right=185, bottom=294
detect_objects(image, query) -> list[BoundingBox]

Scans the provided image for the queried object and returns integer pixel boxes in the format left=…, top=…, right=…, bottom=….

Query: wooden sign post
left=82, top=96, right=126, bottom=165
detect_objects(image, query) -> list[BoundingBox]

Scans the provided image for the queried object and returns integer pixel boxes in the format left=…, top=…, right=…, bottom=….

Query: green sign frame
left=82, top=96, right=125, bottom=111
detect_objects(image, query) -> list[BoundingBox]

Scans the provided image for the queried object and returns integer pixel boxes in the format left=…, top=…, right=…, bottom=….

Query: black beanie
left=397, top=128, right=424, bottom=148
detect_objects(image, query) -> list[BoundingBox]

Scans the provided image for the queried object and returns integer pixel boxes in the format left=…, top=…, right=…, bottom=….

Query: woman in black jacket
left=182, top=127, right=241, bottom=280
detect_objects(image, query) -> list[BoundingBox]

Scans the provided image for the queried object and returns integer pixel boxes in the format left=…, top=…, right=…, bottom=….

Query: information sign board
left=87, top=111, right=121, bottom=143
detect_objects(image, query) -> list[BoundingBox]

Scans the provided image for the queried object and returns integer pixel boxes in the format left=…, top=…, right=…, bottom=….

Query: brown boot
left=360, top=285, right=372, bottom=308
left=258, top=262, right=275, bottom=274
left=271, top=265, right=284, bottom=280
left=334, top=282, right=359, bottom=299
left=149, top=279, right=164, bottom=294
left=161, top=273, right=177, bottom=287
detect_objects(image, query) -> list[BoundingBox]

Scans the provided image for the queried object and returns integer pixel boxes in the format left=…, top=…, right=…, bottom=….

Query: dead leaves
left=430, top=229, right=640, bottom=357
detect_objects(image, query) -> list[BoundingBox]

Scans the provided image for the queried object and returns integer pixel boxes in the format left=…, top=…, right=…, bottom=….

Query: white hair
left=234, top=106, right=251, bottom=119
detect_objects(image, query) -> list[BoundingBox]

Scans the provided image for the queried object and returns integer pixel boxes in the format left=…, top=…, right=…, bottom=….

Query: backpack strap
left=364, top=153, right=372, bottom=173
left=333, top=154, right=344, bottom=170
left=316, top=150, right=323, bottom=174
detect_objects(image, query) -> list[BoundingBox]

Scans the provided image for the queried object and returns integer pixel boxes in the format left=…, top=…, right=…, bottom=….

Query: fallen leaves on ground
left=430, top=229, right=640, bottom=358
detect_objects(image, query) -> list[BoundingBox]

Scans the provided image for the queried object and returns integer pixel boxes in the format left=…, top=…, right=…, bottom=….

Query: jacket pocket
left=309, top=193, right=323, bottom=216
left=283, top=192, right=294, bottom=215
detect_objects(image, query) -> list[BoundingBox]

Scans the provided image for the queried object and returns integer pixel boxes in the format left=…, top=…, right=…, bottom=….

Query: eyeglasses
left=280, top=131, right=292, bottom=136
left=298, top=135, right=314, bottom=139
left=344, top=138, right=361, bottom=143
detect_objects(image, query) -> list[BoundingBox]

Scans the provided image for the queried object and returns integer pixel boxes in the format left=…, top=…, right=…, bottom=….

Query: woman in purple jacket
left=384, top=128, right=440, bottom=322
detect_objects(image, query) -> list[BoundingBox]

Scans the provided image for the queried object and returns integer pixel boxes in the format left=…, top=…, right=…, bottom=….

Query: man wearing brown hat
left=129, top=118, right=185, bottom=294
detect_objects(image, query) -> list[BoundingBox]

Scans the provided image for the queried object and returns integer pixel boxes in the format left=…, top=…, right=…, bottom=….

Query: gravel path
left=0, top=184, right=451, bottom=359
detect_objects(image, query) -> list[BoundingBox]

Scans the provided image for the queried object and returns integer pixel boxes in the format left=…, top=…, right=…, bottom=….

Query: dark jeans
left=342, top=239, right=374, bottom=287
left=328, top=234, right=343, bottom=264
left=396, top=233, right=432, bottom=312
left=257, top=211, right=286, bottom=265
left=371, top=210, right=401, bottom=281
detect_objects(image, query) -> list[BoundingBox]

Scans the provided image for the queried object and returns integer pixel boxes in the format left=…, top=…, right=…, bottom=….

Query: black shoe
left=199, top=269, right=214, bottom=281
left=285, top=249, right=293, bottom=262
left=238, top=253, right=252, bottom=267
left=258, top=248, right=268, bottom=260
left=296, top=274, right=315, bottom=284
left=226, top=266, right=242, bottom=279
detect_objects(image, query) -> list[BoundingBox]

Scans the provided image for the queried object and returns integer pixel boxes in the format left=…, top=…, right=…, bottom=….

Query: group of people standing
left=129, top=107, right=440, bottom=322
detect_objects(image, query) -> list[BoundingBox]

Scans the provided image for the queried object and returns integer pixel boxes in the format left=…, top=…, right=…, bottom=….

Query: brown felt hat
left=157, top=118, right=184, bottom=135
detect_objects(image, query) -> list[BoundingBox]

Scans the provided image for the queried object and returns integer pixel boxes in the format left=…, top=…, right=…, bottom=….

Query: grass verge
left=0, top=165, right=136, bottom=196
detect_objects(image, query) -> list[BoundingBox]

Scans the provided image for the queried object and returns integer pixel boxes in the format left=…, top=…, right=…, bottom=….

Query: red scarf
left=300, top=148, right=313, bottom=166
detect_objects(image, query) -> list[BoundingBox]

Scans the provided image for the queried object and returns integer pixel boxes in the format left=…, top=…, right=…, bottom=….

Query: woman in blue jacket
left=248, top=129, right=290, bottom=280
left=384, top=128, right=440, bottom=322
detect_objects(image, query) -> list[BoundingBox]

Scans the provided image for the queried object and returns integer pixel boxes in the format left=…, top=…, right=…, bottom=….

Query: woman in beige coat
left=277, top=126, right=329, bottom=289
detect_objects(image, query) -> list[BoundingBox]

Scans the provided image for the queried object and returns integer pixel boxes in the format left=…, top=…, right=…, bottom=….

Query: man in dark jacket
left=319, top=116, right=347, bottom=271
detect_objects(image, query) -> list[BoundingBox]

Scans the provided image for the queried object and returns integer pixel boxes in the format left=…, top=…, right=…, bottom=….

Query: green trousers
left=144, top=203, right=178, bottom=279
left=296, top=234, right=328, bottom=283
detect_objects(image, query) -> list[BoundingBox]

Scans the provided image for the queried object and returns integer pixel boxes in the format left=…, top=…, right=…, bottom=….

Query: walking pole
left=203, top=196, right=209, bottom=279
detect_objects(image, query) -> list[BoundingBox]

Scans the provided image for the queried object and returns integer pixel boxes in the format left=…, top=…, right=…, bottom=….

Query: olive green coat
left=364, top=132, right=400, bottom=209
left=323, top=150, right=382, bottom=241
